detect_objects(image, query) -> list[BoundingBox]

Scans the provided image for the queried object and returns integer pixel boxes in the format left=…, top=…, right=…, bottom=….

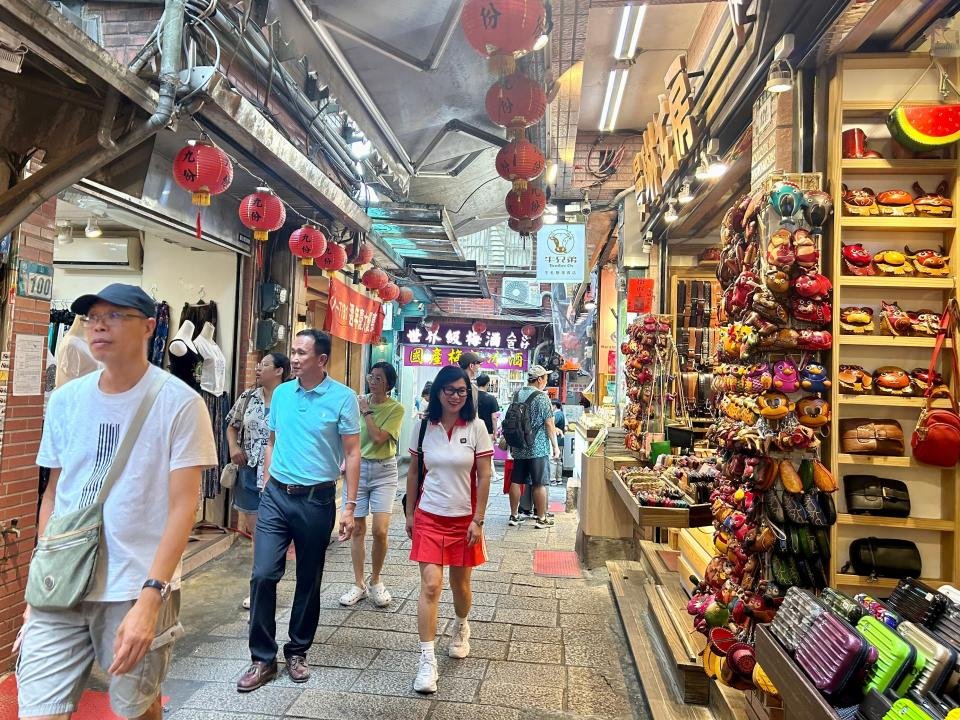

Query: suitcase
left=888, top=579, right=951, bottom=627
left=796, top=611, right=876, bottom=696
left=858, top=615, right=924, bottom=696
left=897, top=621, right=958, bottom=696
left=856, top=593, right=903, bottom=629
left=883, top=698, right=936, bottom=720
left=931, top=603, right=960, bottom=648
left=770, top=587, right=825, bottom=653
left=821, top=587, right=866, bottom=625
left=939, top=585, right=960, bottom=605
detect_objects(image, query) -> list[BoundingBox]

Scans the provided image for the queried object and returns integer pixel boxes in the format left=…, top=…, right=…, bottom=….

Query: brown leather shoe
left=285, top=654, right=311, bottom=683
left=237, top=660, right=277, bottom=692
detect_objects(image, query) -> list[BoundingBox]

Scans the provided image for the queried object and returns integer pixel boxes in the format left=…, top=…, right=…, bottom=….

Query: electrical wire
left=451, top=175, right=503, bottom=215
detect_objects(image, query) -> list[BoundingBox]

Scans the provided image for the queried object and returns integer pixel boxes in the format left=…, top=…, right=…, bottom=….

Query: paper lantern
left=361, top=267, right=389, bottom=291
left=398, top=287, right=415, bottom=305
left=461, top=0, right=546, bottom=72
left=472, top=321, right=488, bottom=334
left=378, top=282, right=400, bottom=302
left=172, top=138, right=233, bottom=206
left=428, top=320, right=441, bottom=332
left=522, top=324, right=537, bottom=338
left=239, top=187, right=286, bottom=242
left=509, top=216, right=543, bottom=236
left=350, top=241, right=375, bottom=266
left=495, top=138, right=545, bottom=189
left=486, top=73, right=547, bottom=131
left=317, top=242, right=348, bottom=272
left=288, top=224, right=327, bottom=266
left=505, top=185, right=546, bottom=219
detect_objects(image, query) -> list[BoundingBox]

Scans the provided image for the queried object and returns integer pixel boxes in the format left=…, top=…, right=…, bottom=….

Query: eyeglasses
left=82, top=311, right=145, bottom=327
left=442, top=387, right=468, bottom=397
left=366, top=373, right=384, bottom=382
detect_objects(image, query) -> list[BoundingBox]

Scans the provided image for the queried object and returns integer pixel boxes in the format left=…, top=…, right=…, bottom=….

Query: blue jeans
left=248, top=481, right=336, bottom=663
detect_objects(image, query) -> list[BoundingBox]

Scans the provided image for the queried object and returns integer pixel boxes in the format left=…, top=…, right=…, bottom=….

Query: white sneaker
left=369, top=581, right=392, bottom=607
left=413, top=654, right=438, bottom=693
left=339, top=584, right=368, bottom=606
left=448, top=620, right=471, bottom=659
left=242, top=596, right=250, bottom=610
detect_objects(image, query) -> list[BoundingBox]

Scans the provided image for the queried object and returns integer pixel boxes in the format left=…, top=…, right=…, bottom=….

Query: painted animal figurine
left=904, top=246, right=950, bottom=277
left=873, top=249, right=912, bottom=276
left=842, top=185, right=878, bottom=216
left=879, top=300, right=914, bottom=336
left=772, top=358, right=800, bottom=393
left=912, top=181, right=953, bottom=217
left=873, top=366, right=913, bottom=396
left=792, top=272, right=832, bottom=300
left=758, top=390, right=793, bottom=421
left=793, top=228, right=819, bottom=269
left=876, top=189, right=916, bottom=216
left=839, top=306, right=874, bottom=334
left=765, top=228, right=795, bottom=271
left=841, top=243, right=875, bottom=276
left=800, top=363, right=832, bottom=393
left=796, top=396, right=831, bottom=429
left=908, top=309, right=940, bottom=336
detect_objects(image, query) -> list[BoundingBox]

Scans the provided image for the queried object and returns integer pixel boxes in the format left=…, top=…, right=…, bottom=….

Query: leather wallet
left=844, top=475, right=910, bottom=517
left=839, top=418, right=904, bottom=456
left=847, top=537, right=922, bottom=580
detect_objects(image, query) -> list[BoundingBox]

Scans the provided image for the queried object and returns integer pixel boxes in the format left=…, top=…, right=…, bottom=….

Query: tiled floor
left=161, top=483, right=647, bottom=719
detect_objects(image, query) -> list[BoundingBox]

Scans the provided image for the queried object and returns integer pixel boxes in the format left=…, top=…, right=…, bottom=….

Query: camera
left=581, top=198, right=592, bottom=216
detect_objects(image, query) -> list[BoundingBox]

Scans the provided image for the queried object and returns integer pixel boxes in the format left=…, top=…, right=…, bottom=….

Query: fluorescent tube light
left=598, top=70, right=617, bottom=131
left=613, top=5, right=631, bottom=59
left=625, top=4, right=646, bottom=59
left=607, top=69, right=630, bottom=132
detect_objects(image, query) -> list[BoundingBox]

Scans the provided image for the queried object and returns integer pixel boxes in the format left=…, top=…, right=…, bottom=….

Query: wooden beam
left=888, top=0, right=954, bottom=51
left=829, top=0, right=904, bottom=56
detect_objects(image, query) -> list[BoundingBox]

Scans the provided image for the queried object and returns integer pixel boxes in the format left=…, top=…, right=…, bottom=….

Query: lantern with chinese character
left=172, top=138, right=233, bottom=206
left=378, top=282, right=400, bottom=302
left=522, top=324, right=537, bottom=338
left=239, top=187, right=286, bottom=242
left=350, top=241, right=374, bottom=267
left=472, top=321, right=487, bottom=334
left=495, top=138, right=545, bottom=189
left=288, top=223, right=327, bottom=266
left=461, top=0, right=546, bottom=73
left=428, top=320, right=441, bottom=333
left=505, top=185, right=546, bottom=219
left=486, top=73, right=547, bottom=134
left=361, top=267, right=389, bottom=291
left=398, top=286, right=415, bottom=305
left=317, top=242, right=348, bottom=272
left=508, top=215, right=543, bottom=236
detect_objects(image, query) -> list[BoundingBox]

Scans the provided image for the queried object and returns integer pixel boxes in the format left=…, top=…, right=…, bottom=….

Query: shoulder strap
left=925, top=300, right=960, bottom=408
left=95, top=372, right=170, bottom=504
left=416, top=418, right=429, bottom=497
left=523, top=389, right=542, bottom=407
left=236, top=388, right=255, bottom=445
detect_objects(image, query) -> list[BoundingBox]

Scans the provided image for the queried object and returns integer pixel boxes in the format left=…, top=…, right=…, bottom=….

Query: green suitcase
left=857, top=615, right=925, bottom=696
left=882, top=698, right=934, bottom=720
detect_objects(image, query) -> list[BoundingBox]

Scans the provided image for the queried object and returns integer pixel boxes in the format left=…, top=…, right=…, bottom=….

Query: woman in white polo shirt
left=405, top=364, right=492, bottom=695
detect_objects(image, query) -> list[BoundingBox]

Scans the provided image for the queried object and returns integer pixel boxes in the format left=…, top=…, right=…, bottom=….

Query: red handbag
left=912, top=300, right=960, bottom=467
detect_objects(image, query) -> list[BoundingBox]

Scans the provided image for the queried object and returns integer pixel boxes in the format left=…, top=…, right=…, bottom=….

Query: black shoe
left=508, top=515, right=524, bottom=526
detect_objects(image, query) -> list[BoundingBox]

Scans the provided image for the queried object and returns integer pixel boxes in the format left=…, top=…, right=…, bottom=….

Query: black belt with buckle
left=271, top=480, right=334, bottom=495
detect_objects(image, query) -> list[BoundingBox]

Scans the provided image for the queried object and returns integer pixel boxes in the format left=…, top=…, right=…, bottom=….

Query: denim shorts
left=345, top=457, right=399, bottom=517
left=17, top=592, right=182, bottom=718
left=232, top=464, right=261, bottom=514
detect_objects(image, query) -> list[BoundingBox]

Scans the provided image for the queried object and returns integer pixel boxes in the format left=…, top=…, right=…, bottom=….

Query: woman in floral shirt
left=226, top=352, right=290, bottom=609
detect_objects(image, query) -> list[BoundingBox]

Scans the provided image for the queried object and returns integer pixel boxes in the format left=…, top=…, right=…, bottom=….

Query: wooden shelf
left=836, top=574, right=948, bottom=589
left=840, top=216, right=956, bottom=231
left=837, top=275, right=955, bottom=289
left=840, top=159, right=958, bottom=175
left=837, top=335, right=940, bottom=348
left=837, top=454, right=913, bottom=467
left=837, top=395, right=927, bottom=407
left=755, top=627, right=840, bottom=720
left=836, top=514, right=955, bottom=531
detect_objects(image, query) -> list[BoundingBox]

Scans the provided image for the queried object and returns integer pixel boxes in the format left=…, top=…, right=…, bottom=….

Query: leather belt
left=271, top=479, right=335, bottom=495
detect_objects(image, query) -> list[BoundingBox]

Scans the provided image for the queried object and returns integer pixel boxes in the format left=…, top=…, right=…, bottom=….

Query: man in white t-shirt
left=17, top=283, right=217, bottom=720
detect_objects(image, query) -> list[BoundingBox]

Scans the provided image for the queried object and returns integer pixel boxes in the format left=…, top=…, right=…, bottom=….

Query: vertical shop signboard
left=536, top=224, right=586, bottom=283
left=323, top=276, right=384, bottom=344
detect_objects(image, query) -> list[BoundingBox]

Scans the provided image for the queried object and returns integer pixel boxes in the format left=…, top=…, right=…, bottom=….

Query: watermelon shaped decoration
left=888, top=104, right=960, bottom=152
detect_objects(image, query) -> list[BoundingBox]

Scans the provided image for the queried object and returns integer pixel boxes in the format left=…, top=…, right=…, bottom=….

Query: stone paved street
left=160, top=483, right=648, bottom=719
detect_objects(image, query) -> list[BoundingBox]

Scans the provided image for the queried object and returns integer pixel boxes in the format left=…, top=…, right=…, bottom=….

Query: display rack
left=827, top=53, right=960, bottom=591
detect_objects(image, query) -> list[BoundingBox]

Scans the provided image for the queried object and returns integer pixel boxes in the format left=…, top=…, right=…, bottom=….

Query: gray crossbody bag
left=25, top=372, right=169, bottom=610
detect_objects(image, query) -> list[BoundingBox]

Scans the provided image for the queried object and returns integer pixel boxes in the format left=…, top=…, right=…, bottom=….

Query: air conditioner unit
left=54, top=233, right=144, bottom=271
left=501, top=277, right=541, bottom=309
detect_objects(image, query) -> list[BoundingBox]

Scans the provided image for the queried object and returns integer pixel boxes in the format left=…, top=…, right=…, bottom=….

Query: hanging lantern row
left=288, top=223, right=327, bottom=266
left=508, top=215, right=543, bottom=237
left=350, top=241, right=375, bottom=266
left=361, top=267, right=389, bottom=291
left=239, top=187, right=286, bottom=242
left=173, top=138, right=234, bottom=206
left=461, top=0, right=547, bottom=74
left=317, top=242, right=348, bottom=272
left=495, top=137, right=545, bottom=189
left=506, top=184, right=546, bottom=219
left=398, top=286, right=415, bottom=305
left=486, top=72, right=547, bottom=134
left=378, top=282, right=400, bottom=302
left=472, top=321, right=487, bottom=334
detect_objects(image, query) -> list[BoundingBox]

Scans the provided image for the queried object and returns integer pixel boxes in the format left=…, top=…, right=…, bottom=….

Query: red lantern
left=288, top=224, right=327, bottom=266
left=428, top=320, right=441, bottom=332
left=461, top=0, right=546, bottom=72
left=317, top=242, right=348, bottom=272
left=486, top=73, right=547, bottom=132
left=362, top=267, right=389, bottom=291
left=522, top=324, right=537, bottom=338
left=472, top=321, right=488, bottom=334
left=398, top=287, right=415, bottom=305
left=378, top=282, right=400, bottom=302
left=350, top=241, right=374, bottom=266
left=509, top=216, right=544, bottom=236
left=239, top=187, right=286, bottom=242
left=172, top=138, right=233, bottom=206
left=506, top=185, right=546, bottom=219
left=495, top=138, right=545, bottom=189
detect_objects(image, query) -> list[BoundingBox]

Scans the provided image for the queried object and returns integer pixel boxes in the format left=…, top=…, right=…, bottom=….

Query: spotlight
left=677, top=182, right=694, bottom=205
left=694, top=155, right=711, bottom=181
left=766, top=58, right=794, bottom=93
left=84, top=216, right=103, bottom=238
left=708, top=155, right=728, bottom=178
left=664, top=200, right=679, bottom=223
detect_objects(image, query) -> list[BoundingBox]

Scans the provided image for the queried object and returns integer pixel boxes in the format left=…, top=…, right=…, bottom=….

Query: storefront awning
left=367, top=203, right=463, bottom=261
left=404, top=258, right=488, bottom=300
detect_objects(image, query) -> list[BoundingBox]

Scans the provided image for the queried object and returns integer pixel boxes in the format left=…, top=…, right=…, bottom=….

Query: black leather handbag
left=843, top=475, right=910, bottom=517
left=845, top=537, right=922, bottom=580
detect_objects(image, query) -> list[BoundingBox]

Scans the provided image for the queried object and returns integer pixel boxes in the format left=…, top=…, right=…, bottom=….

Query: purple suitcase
left=795, top=611, right=876, bottom=696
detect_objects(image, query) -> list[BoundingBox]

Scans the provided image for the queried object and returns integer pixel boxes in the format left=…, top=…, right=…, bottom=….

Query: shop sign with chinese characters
left=402, top=345, right=528, bottom=371
left=632, top=53, right=701, bottom=222
left=536, top=224, right=585, bottom=283
left=323, top=276, right=384, bottom=344
left=403, top=322, right=534, bottom=351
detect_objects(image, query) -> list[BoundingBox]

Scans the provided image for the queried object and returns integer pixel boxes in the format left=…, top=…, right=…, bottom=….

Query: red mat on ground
left=548, top=500, right=566, bottom=513
left=533, top=550, right=583, bottom=578
left=0, top=674, right=168, bottom=720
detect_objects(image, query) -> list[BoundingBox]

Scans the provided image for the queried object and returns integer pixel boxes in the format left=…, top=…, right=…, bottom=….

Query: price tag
left=16, top=260, right=54, bottom=301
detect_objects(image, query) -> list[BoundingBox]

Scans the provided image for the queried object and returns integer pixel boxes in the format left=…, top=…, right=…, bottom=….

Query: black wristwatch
left=473, top=518, right=484, bottom=527
left=142, top=578, right=171, bottom=600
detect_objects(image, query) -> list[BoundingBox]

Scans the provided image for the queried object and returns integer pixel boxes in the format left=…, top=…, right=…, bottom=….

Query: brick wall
left=0, top=199, right=56, bottom=670
left=235, top=253, right=260, bottom=392
left=436, top=275, right=502, bottom=316
left=87, top=2, right=164, bottom=66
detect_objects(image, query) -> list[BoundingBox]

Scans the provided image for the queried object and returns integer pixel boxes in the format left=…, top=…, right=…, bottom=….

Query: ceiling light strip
left=613, top=4, right=632, bottom=59
left=608, top=69, right=630, bottom=132
left=598, top=70, right=617, bottom=132
left=626, top=4, right=646, bottom=60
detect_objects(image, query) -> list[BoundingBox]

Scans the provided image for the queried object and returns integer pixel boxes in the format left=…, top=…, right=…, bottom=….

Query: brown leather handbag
left=839, top=418, right=904, bottom=456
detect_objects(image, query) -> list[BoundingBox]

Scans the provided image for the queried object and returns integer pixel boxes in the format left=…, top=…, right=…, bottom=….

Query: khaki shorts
left=17, top=591, right=182, bottom=719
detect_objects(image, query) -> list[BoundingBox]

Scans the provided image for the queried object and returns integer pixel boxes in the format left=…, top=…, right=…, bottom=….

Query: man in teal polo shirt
left=239, top=329, right=361, bottom=692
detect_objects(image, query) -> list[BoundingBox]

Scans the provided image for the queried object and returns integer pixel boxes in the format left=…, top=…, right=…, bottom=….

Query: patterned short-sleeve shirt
left=226, top=386, right=270, bottom=487
left=509, top=386, right=552, bottom=460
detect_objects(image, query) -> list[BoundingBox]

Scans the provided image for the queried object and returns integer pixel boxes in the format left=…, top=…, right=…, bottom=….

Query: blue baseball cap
left=71, top=283, right=156, bottom=319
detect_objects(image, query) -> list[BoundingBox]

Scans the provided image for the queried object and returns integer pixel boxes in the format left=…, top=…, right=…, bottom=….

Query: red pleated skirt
left=410, top=508, right=487, bottom=567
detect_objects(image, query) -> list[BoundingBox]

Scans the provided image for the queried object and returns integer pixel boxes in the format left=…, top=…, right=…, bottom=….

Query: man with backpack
left=501, top=365, right=559, bottom=528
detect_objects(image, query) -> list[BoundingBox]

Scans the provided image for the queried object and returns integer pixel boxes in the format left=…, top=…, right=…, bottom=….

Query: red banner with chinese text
left=323, top=276, right=384, bottom=344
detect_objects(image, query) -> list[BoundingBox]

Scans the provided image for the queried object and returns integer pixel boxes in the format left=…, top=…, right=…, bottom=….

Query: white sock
left=419, top=640, right=436, bottom=658
left=455, top=615, right=469, bottom=627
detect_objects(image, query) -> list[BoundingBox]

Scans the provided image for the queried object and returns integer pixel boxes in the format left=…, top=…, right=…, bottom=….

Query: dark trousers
left=248, top=481, right=336, bottom=663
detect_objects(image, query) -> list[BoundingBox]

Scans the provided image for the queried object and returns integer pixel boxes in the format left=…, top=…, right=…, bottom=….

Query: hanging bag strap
left=415, top=416, right=429, bottom=501
left=923, top=299, right=960, bottom=414
left=234, top=388, right=255, bottom=449
left=95, top=372, right=169, bottom=505
left=893, top=60, right=960, bottom=108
